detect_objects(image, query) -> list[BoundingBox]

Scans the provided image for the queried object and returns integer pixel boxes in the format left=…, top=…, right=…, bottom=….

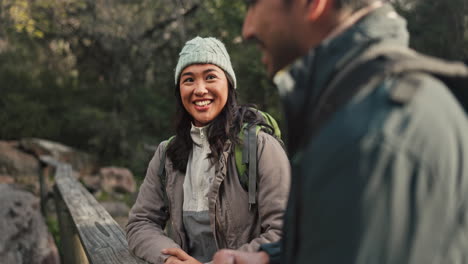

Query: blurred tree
left=0, top=0, right=279, bottom=178
left=392, top=0, right=468, bottom=60
left=0, top=0, right=203, bottom=176
left=1, top=0, right=464, bottom=178
left=187, top=0, right=282, bottom=118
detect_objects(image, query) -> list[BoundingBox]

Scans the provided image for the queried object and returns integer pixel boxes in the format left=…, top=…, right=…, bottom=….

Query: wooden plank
left=53, top=162, right=148, bottom=264
left=54, top=186, right=90, bottom=264
left=39, top=155, right=62, bottom=167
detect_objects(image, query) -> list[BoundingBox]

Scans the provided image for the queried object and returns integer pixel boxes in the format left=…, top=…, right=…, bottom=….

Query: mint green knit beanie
left=175, top=36, right=237, bottom=89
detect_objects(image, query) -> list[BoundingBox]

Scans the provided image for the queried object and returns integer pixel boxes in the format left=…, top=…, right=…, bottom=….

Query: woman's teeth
left=195, top=100, right=211, bottom=106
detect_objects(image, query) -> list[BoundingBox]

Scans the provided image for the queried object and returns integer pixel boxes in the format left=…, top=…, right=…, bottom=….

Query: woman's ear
left=307, top=0, right=331, bottom=21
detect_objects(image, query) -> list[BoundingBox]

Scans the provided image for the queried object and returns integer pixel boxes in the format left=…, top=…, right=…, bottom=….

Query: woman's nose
left=194, top=82, right=208, bottom=96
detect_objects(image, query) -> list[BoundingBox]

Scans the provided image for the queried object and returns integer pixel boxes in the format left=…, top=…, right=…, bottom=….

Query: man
left=213, top=0, right=468, bottom=263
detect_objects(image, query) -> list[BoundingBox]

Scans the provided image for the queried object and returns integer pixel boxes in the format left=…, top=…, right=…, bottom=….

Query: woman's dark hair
left=166, top=80, right=273, bottom=173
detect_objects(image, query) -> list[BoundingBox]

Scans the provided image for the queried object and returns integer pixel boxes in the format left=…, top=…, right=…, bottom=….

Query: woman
left=126, top=36, right=290, bottom=264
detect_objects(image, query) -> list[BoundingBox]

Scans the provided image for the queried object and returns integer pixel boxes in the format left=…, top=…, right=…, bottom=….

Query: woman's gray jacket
left=126, top=131, right=290, bottom=264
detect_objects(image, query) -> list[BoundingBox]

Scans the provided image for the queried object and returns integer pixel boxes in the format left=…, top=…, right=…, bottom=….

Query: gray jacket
left=262, top=3, right=468, bottom=264
left=126, top=131, right=290, bottom=264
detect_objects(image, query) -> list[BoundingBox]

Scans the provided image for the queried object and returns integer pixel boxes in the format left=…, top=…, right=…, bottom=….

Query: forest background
left=1, top=0, right=467, bottom=179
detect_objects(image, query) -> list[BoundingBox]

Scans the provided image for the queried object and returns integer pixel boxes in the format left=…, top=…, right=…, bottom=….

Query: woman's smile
left=193, top=99, right=213, bottom=109
left=179, top=64, right=229, bottom=127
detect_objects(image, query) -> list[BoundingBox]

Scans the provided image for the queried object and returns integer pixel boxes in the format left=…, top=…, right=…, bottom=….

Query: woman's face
left=179, top=64, right=229, bottom=127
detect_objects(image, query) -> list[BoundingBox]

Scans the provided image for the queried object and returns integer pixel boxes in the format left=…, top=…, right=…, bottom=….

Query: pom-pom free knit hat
left=175, top=36, right=237, bottom=89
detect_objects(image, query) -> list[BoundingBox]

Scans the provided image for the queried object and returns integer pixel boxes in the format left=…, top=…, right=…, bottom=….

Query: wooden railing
left=40, top=156, right=148, bottom=264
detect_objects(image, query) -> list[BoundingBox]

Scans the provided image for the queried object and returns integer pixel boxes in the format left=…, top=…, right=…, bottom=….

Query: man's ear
left=307, top=0, right=332, bottom=21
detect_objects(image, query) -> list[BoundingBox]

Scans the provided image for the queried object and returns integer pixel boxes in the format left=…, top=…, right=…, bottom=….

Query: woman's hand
left=162, top=248, right=202, bottom=264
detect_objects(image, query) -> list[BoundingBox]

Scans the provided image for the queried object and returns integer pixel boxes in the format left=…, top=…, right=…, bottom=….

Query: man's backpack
left=158, top=109, right=282, bottom=209
left=305, top=43, right=468, bottom=141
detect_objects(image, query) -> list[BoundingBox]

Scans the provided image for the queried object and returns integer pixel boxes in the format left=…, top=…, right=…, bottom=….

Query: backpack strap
left=236, top=124, right=258, bottom=210
left=163, top=131, right=262, bottom=210
left=237, top=109, right=285, bottom=209
left=157, top=143, right=167, bottom=181
left=158, top=136, right=175, bottom=208
left=158, top=136, right=175, bottom=180
left=304, top=43, right=468, bottom=142
left=247, top=125, right=257, bottom=209
left=344, top=44, right=468, bottom=108
left=375, top=46, right=468, bottom=110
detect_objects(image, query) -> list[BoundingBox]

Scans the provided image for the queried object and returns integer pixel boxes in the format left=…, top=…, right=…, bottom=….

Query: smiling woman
left=179, top=64, right=229, bottom=127
left=126, top=37, right=291, bottom=264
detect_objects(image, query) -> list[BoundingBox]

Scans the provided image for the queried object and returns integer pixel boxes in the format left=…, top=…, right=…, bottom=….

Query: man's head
left=242, top=0, right=378, bottom=76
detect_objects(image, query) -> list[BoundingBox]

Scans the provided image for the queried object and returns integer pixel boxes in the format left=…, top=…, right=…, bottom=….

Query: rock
left=0, top=175, right=15, bottom=184
left=99, top=167, right=136, bottom=194
left=100, top=201, right=130, bottom=217
left=19, top=138, right=97, bottom=178
left=0, top=184, right=60, bottom=264
left=0, top=141, right=40, bottom=193
left=81, top=174, right=101, bottom=193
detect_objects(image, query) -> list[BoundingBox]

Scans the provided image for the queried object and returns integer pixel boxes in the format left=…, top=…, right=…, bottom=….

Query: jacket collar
left=189, top=123, right=234, bottom=153
left=190, top=123, right=210, bottom=147
left=275, top=3, right=409, bottom=103
left=274, top=3, right=409, bottom=154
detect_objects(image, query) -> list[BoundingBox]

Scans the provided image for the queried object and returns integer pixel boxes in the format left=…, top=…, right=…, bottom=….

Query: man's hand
left=162, top=248, right=202, bottom=264
left=212, top=250, right=269, bottom=264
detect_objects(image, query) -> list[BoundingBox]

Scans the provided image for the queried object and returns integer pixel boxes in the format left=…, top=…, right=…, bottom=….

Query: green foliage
left=46, top=214, right=61, bottom=249
left=189, top=0, right=283, bottom=121
left=394, top=0, right=468, bottom=60
left=1, top=0, right=463, bottom=179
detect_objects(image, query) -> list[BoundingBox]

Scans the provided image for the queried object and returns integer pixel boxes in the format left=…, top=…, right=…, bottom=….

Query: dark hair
left=166, top=81, right=272, bottom=173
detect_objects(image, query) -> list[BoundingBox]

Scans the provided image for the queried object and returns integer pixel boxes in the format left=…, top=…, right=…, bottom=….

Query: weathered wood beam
left=42, top=156, right=148, bottom=264
left=54, top=184, right=90, bottom=264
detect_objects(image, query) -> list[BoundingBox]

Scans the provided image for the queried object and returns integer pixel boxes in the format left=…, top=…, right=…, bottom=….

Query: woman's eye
left=206, top=75, right=217, bottom=80
left=183, top=77, right=194, bottom=83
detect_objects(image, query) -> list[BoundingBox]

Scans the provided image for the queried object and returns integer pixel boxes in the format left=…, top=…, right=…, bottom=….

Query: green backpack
left=158, top=109, right=282, bottom=209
